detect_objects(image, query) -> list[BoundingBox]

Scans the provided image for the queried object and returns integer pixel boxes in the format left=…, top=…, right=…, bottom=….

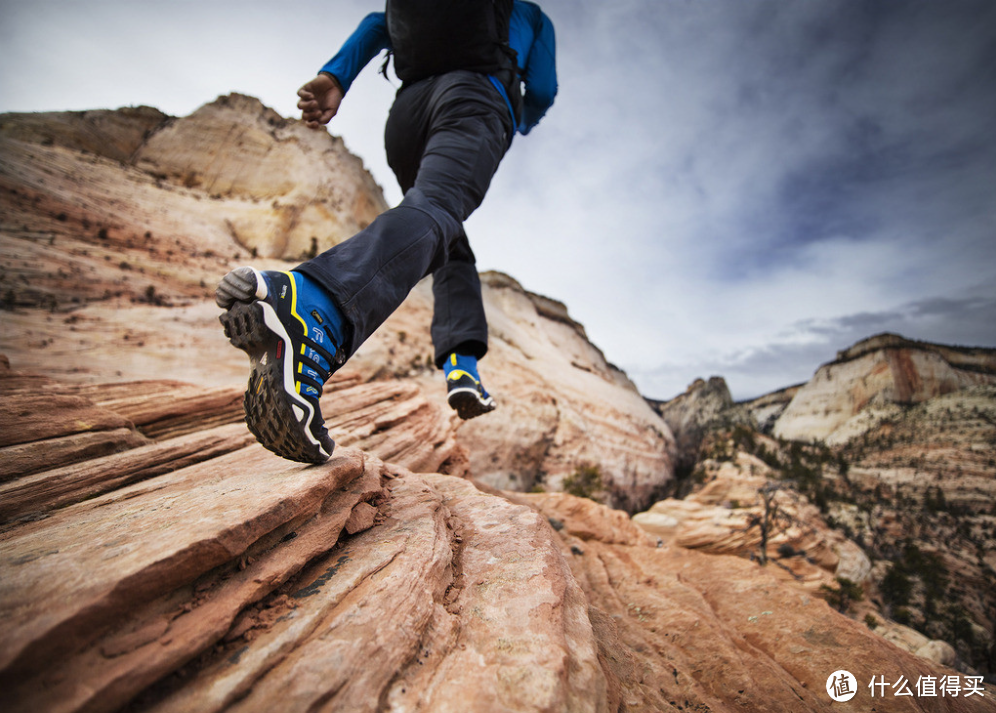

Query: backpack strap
left=379, top=49, right=393, bottom=80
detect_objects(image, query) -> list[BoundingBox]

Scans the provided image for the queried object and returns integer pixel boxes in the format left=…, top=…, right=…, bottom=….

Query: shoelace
left=290, top=334, right=337, bottom=396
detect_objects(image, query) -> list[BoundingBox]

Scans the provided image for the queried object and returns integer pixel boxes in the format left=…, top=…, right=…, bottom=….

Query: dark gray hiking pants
left=297, top=70, right=513, bottom=367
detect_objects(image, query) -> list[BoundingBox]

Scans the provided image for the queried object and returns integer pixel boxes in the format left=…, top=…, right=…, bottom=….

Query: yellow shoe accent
left=446, top=369, right=477, bottom=384
left=283, top=270, right=308, bottom=336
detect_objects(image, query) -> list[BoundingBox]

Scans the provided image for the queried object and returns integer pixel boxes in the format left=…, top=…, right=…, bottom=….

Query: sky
left=2, top=0, right=994, bottom=400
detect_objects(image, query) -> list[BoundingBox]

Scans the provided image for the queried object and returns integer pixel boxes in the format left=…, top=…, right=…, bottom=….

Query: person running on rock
left=216, top=0, right=557, bottom=464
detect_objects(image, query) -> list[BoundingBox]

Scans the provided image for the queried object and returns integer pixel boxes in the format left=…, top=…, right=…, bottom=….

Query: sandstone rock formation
left=736, top=382, right=803, bottom=433
left=0, top=105, right=169, bottom=162
left=631, top=418, right=996, bottom=675
left=456, top=271, right=673, bottom=511
left=648, top=376, right=736, bottom=476
left=648, top=377, right=808, bottom=482
left=339, top=271, right=676, bottom=513
left=826, top=384, right=996, bottom=666
left=739, top=335, right=996, bottom=672
left=3, top=359, right=994, bottom=711
left=531, top=493, right=995, bottom=712
left=133, top=94, right=387, bottom=260
left=633, top=448, right=868, bottom=583
left=643, top=361, right=996, bottom=677
left=774, top=333, right=996, bottom=444
left=0, top=94, right=387, bottom=265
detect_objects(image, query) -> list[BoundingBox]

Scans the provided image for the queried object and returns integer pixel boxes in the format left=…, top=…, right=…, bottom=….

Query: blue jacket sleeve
left=511, top=1, right=557, bottom=135
left=318, top=13, right=391, bottom=94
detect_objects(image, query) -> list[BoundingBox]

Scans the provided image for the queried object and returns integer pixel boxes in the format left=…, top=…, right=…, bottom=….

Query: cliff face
left=648, top=376, right=736, bottom=477
left=773, top=333, right=996, bottom=443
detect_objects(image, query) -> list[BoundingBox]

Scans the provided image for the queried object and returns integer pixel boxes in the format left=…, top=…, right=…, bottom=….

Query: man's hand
left=297, top=73, right=345, bottom=129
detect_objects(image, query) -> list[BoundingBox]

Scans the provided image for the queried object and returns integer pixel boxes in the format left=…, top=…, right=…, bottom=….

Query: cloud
left=632, top=291, right=996, bottom=401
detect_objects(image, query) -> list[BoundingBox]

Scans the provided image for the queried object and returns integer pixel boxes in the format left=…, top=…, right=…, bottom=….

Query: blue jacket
left=319, top=1, right=557, bottom=135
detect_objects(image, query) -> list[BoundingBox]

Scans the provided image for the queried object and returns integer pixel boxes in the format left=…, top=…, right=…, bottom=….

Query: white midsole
left=448, top=387, right=495, bottom=406
left=257, top=297, right=329, bottom=457
left=251, top=267, right=268, bottom=300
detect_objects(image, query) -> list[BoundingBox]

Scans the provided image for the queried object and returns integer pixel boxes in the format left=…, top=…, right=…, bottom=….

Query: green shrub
left=820, top=576, right=864, bottom=613
left=881, top=565, right=913, bottom=608
left=563, top=464, right=603, bottom=502
left=893, top=607, right=913, bottom=626
left=922, top=486, right=949, bottom=513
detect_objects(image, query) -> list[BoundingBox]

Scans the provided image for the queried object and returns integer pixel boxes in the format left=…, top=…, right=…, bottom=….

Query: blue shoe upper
left=444, top=353, right=490, bottom=398
left=259, top=270, right=347, bottom=400
left=444, top=353, right=480, bottom=381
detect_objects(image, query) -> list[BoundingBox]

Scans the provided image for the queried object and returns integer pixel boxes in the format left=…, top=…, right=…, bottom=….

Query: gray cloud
left=634, top=292, right=996, bottom=401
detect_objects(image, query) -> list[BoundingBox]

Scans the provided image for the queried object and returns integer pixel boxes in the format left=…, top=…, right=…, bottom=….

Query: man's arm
left=297, top=12, right=390, bottom=128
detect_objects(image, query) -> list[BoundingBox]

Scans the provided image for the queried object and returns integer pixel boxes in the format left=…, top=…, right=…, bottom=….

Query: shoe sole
left=448, top=387, right=497, bottom=420
left=220, top=299, right=334, bottom=464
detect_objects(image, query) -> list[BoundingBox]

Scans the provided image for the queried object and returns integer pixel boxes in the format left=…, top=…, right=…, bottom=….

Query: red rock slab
left=0, top=445, right=369, bottom=705
left=0, top=422, right=256, bottom=526
left=523, top=491, right=658, bottom=548
left=527, top=493, right=996, bottom=713
left=146, top=474, right=608, bottom=713
left=0, top=389, right=135, bottom=448
left=0, top=426, right=149, bottom=482
left=146, top=471, right=452, bottom=713
left=327, top=380, right=465, bottom=475
left=677, top=547, right=995, bottom=712
left=73, top=380, right=245, bottom=440
left=1, top=451, right=385, bottom=713
left=389, top=475, right=606, bottom=712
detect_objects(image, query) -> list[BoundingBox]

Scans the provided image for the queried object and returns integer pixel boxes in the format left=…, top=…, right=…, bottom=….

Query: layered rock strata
left=774, top=333, right=996, bottom=443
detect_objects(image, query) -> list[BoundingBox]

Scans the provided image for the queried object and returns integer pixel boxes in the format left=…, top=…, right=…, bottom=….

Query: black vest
left=386, top=0, right=522, bottom=122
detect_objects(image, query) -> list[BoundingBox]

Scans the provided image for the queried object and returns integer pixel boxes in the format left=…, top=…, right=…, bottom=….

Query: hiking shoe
left=444, top=353, right=497, bottom=420
left=218, top=267, right=346, bottom=464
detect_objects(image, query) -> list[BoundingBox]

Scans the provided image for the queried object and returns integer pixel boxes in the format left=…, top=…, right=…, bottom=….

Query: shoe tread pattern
left=221, top=300, right=331, bottom=464
left=448, top=389, right=497, bottom=420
